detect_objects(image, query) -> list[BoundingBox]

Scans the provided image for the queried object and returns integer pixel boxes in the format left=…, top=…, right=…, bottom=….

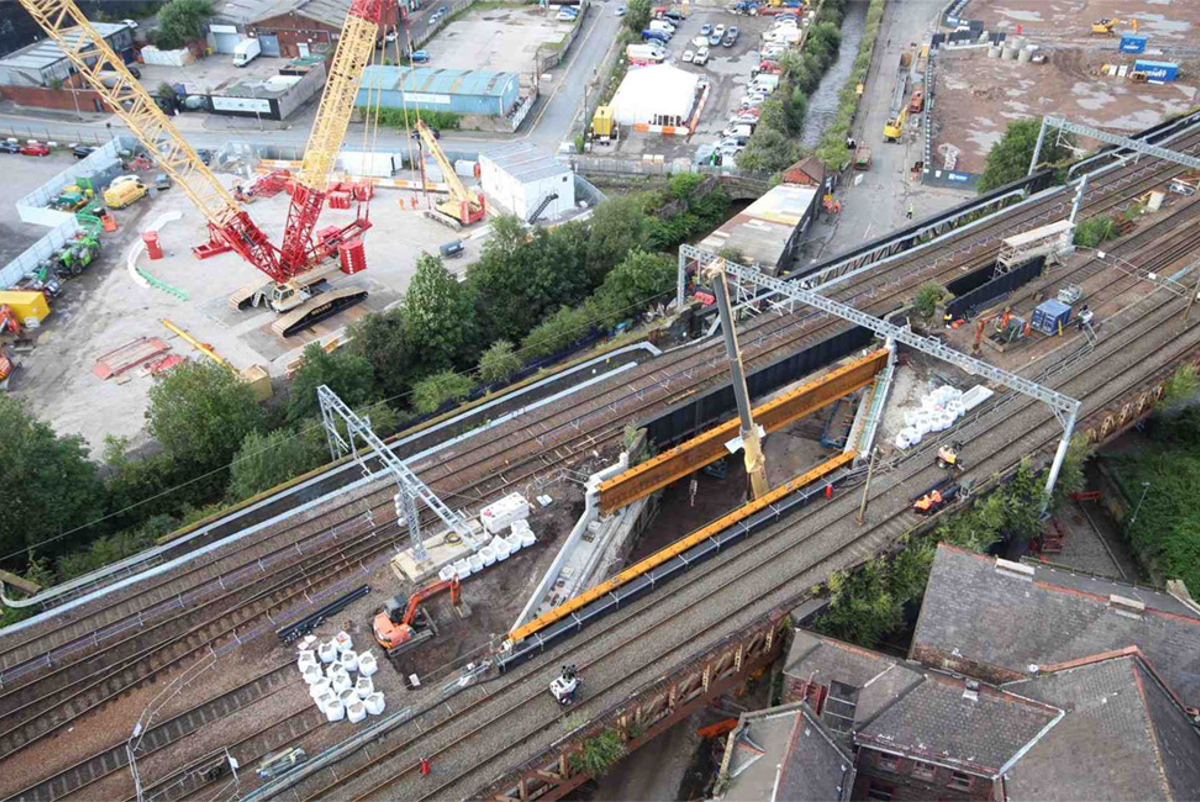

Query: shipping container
left=1134, top=59, right=1179, bottom=81
left=1119, top=34, right=1147, bottom=54
left=1031, top=299, right=1072, bottom=335
left=0, top=290, right=50, bottom=326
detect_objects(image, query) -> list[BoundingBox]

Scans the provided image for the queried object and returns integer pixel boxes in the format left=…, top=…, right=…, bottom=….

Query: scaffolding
left=317, top=385, right=470, bottom=561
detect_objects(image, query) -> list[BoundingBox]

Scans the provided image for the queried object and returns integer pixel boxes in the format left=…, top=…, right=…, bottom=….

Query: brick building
left=0, top=22, right=133, bottom=111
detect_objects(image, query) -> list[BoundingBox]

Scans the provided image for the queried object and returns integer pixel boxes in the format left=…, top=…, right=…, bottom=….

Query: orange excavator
left=373, top=576, right=461, bottom=656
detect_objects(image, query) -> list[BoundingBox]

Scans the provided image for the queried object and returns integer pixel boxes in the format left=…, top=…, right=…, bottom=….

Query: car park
left=694, top=46, right=710, bottom=65
left=682, top=49, right=695, bottom=63
left=20, top=142, right=50, bottom=156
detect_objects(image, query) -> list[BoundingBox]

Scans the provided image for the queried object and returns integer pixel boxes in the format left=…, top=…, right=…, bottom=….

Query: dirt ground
left=962, top=0, right=1200, bottom=45
left=933, top=46, right=1197, bottom=173
left=422, top=4, right=575, bottom=79
left=4, top=161, right=483, bottom=450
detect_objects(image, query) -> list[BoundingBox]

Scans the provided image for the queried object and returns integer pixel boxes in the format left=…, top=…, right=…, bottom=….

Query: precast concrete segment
left=508, top=450, right=855, bottom=645
left=597, top=349, right=889, bottom=514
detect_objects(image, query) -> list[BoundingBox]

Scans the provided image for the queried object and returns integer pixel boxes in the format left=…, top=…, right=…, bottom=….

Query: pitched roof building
left=910, top=544, right=1200, bottom=707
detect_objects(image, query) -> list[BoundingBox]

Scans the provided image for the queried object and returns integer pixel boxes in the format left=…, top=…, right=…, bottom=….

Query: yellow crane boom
left=415, top=119, right=485, bottom=228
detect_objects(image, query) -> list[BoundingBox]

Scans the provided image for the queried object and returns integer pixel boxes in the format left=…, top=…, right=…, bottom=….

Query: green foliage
left=569, top=729, right=625, bottom=777
left=412, top=370, right=473, bottom=415
left=812, top=559, right=904, bottom=648
left=0, top=396, right=106, bottom=565
left=812, top=0, right=884, bottom=170
left=478, top=339, right=522, bottom=385
left=227, top=428, right=324, bottom=501
left=978, top=119, right=1077, bottom=193
left=589, top=249, right=675, bottom=327
left=1051, top=435, right=1095, bottom=510
left=1073, top=216, right=1118, bottom=248
left=403, top=252, right=479, bottom=373
left=913, top=281, right=946, bottom=318
left=522, top=305, right=592, bottom=358
left=146, top=360, right=264, bottom=472
left=624, top=0, right=652, bottom=35
left=347, top=307, right=418, bottom=400
left=287, top=343, right=377, bottom=424
left=642, top=174, right=730, bottom=250
left=155, top=81, right=176, bottom=100
left=370, top=107, right=462, bottom=132
left=584, top=194, right=654, bottom=287
left=1158, top=364, right=1198, bottom=410
left=154, top=0, right=212, bottom=49
left=55, top=514, right=176, bottom=581
left=737, top=124, right=800, bottom=175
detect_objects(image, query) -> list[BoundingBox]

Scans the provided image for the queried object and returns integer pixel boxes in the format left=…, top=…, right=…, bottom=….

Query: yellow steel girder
left=597, top=348, right=889, bottom=515
left=17, top=0, right=239, bottom=228
left=508, top=450, right=856, bottom=644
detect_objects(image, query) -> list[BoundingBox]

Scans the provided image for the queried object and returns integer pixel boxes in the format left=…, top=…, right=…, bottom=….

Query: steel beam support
left=1042, top=115, right=1200, bottom=172
left=317, top=385, right=470, bottom=560
left=596, top=349, right=889, bottom=514
left=1069, top=173, right=1089, bottom=225
left=1029, top=116, right=1049, bottom=175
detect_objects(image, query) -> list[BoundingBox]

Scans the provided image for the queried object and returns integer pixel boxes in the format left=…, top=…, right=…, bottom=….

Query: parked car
left=692, top=35, right=708, bottom=48
left=662, top=10, right=684, bottom=23
left=682, top=49, right=695, bottom=62
left=714, top=24, right=726, bottom=37
left=121, top=18, right=139, bottom=28
left=384, top=30, right=398, bottom=43
left=615, top=4, right=625, bottom=14
left=100, top=61, right=141, bottom=78
left=723, top=25, right=739, bottom=46
left=154, top=172, right=171, bottom=190
left=708, top=32, right=722, bottom=46
left=0, top=141, right=19, bottom=154
left=410, top=49, right=431, bottom=63
left=72, top=144, right=96, bottom=159
left=557, top=9, right=577, bottom=20
left=195, top=148, right=212, bottom=165
left=694, top=46, right=710, bottom=65
left=19, top=142, right=50, bottom=157
left=699, top=23, right=712, bottom=35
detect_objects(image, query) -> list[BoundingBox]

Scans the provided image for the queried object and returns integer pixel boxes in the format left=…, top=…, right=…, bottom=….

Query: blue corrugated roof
left=361, top=65, right=516, bottom=98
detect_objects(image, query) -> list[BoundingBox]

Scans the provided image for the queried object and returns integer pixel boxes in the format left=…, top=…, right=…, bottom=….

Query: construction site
left=3, top=0, right=1200, bottom=800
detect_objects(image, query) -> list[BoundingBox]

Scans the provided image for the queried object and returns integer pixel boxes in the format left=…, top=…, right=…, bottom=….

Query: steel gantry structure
left=317, top=385, right=471, bottom=560
left=1030, top=115, right=1200, bottom=176
left=708, top=259, right=1082, bottom=507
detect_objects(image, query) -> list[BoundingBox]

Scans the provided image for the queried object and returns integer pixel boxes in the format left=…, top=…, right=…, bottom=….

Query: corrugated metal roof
left=0, top=23, right=130, bottom=72
left=700, top=184, right=816, bottom=268
left=482, top=142, right=568, bottom=183
left=361, top=65, right=518, bottom=98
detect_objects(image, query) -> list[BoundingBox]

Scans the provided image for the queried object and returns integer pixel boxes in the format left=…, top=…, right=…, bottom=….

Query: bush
left=1073, top=216, right=1118, bottom=248
left=978, top=119, right=1077, bottom=193
left=412, top=370, right=473, bottom=415
left=479, top=340, right=522, bottom=385
left=912, top=281, right=946, bottom=318
left=227, top=428, right=324, bottom=501
left=155, top=0, right=212, bottom=49
left=569, top=729, right=625, bottom=777
left=521, top=305, right=592, bottom=358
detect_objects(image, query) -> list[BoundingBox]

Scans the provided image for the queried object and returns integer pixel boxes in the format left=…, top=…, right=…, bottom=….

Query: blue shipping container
left=1031, top=299, right=1071, bottom=335
left=1119, top=34, right=1147, bottom=54
left=1134, top=59, right=1179, bottom=81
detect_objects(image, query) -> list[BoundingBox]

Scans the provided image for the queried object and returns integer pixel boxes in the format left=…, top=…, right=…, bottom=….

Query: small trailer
left=854, top=145, right=872, bottom=170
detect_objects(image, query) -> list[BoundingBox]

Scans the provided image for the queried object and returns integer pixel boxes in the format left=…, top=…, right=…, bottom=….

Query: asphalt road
left=0, top=0, right=624, bottom=159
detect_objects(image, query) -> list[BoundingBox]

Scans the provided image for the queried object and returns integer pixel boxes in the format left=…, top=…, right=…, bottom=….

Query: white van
left=723, top=123, right=755, bottom=139
left=649, top=19, right=675, bottom=36
left=232, top=38, right=262, bottom=67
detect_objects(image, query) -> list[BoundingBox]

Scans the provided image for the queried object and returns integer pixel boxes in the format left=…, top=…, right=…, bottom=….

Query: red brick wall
left=908, top=645, right=1026, bottom=687
left=248, top=10, right=394, bottom=58
left=0, top=85, right=106, bottom=113
left=852, top=749, right=994, bottom=802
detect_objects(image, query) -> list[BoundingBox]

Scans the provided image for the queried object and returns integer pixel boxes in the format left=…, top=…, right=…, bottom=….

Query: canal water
left=801, top=0, right=871, bottom=149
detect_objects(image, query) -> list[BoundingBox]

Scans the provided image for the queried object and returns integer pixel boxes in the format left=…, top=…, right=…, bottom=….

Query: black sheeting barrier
left=644, top=324, right=875, bottom=448
left=945, top=256, right=1045, bottom=319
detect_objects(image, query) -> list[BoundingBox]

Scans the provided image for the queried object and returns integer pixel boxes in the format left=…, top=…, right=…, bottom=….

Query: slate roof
left=785, top=630, right=924, bottom=735
left=1003, top=651, right=1200, bottom=801
left=912, top=544, right=1200, bottom=705
left=857, top=674, right=1062, bottom=777
left=719, top=702, right=854, bottom=802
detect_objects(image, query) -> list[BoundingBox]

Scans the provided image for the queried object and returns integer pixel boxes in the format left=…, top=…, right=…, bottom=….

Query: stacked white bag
left=894, top=384, right=967, bottom=450
left=297, top=634, right=385, bottom=725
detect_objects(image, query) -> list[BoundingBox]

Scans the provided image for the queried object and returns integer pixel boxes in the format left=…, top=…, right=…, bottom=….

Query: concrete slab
left=0, top=150, right=80, bottom=265
left=137, top=54, right=287, bottom=96
left=422, top=5, right=575, bottom=79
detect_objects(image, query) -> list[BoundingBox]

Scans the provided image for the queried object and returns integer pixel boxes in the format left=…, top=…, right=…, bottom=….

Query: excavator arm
left=278, top=0, right=397, bottom=274
left=16, top=0, right=281, bottom=278
left=401, top=576, right=460, bottom=626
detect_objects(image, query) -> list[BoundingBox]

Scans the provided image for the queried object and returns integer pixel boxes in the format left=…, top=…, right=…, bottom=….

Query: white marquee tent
left=609, top=64, right=700, bottom=127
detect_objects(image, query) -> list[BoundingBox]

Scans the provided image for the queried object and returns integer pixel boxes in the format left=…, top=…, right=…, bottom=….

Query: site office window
left=948, top=771, right=975, bottom=791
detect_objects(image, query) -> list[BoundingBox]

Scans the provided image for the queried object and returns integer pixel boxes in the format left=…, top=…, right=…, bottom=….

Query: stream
left=801, top=0, right=871, bottom=149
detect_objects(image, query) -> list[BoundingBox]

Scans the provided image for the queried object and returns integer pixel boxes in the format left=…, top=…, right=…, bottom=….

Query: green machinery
left=50, top=177, right=95, bottom=213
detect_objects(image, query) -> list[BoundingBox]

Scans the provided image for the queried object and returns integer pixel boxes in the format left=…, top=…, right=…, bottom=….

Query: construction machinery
left=0, top=305, right=22, bottom=337
left=56, top=233, right=101, bottom=276
left=1092, top=17, right=1136, bottom=35
left=16, top=0, right=397, bottom=338
left=50, top=183, right=94, bottom=212
left=373, top=576, right=460, bottom=657
left=936, top=441, right=963, bottom=470
left=912, top=479, right=961, bottom=515
left=414, top=119, right=486, bottom=230
left=882, top=52, right=910, bottom=142
left=549, top=665, right=580, bottom=705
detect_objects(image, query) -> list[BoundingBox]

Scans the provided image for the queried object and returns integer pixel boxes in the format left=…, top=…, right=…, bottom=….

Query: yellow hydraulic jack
left=704, top=261, right=771, bottom=500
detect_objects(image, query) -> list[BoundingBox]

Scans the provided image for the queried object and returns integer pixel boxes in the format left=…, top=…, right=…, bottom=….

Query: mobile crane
left=17, top=0, right=397, bottom=337
left=414, top=119, right=486, bottom=230
left=373, top=576, right=461, bottom=656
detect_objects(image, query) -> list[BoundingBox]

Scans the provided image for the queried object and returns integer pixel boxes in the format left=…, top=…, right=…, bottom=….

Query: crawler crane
left=17, top=0, right=398, bottom=336
left=414, top=119, right=486, bottom=230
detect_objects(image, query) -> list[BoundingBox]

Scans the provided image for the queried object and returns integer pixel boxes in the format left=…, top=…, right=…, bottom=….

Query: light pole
left=1130, top=481, right=1151, bottom=527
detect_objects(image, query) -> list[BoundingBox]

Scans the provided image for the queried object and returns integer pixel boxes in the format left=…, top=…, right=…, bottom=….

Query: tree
left=479, top=340, right=522, bottom=385
left=590, top=249, right=675, bottom=327
left=412, top=370, right=473, bottom=415
left=977, top=119, right=1076, bottom=193
left=403, top=252, right=478, bottom=373
left=347, top=307, right=418, bottom=400
left=287, top=343, right=378, bottom=424
left=145, top=360, right=263, bottom=472
left=812, top=559, right=902, bottom=648
left=522, top=305, right=591, bottom=358
left=0, top=397, right=105, bottom=567
left=583, top=195, right=653, bottom=289
left=227, top=428, right=324, bottom=501
left=155, top=0, right=212, bottom=49
left=912, top=281, right=946, bottom=318
left=624, top=0, right=652, bottom=34
left=735, top=126, right=799, bottom=174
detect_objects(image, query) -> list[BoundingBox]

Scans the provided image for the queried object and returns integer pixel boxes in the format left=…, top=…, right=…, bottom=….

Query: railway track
left=305, top=208, right=1200, bottom=802
left=3, top=124, right=1199, bottom=794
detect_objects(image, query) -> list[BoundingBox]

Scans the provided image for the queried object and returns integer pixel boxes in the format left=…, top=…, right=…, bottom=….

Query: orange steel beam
left=597, top=349, right=889, bottom=515
left=508, top=450, right=855, bottom=644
